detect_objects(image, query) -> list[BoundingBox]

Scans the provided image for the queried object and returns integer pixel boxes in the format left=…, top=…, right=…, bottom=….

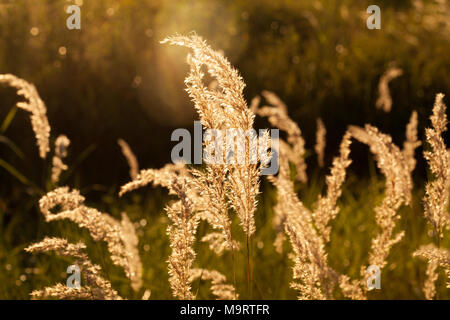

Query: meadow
left=0, top=0, right=449, bottom=300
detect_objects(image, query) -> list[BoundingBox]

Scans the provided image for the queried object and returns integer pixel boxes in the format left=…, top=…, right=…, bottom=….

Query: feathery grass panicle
left=413, top=244, right=450, bottom=299
left=119, top=162, right=188, bottom=197
left=285, top=217, right=336, bottom=299
left=166, top=178, right=199, bottom=299
left=423, top=259, right=439, bottom=300
left=423, top=93, right=450, bottom=238
left=119, top=162, right=208, bottom=216
left=162, top=34, right=264, bottom=244
left=0, top=74, right=51, bottom=158
left=51, top=135, right=70, bottom=183
left=375, top=67, right=403, bottom=113
left=190, top=268, right=238, bottom=300
left=349, top=125, right=411, bottom=272
left=25, top=236, right=87, bottom=257
left=270, top=141, right=294, bottom=254
left=39, top=186, right=85, bottom=213
left=271, top=140, right=306, bottom=254
left=315, top=118, right=326, bottom=167
left=224, top=127, right=271, bottom=240
left=120, top=212, right=143, bottom=291
left=117, top=138, right=139, bottom=180
left=160, top=38, right=271, bottom=301
left=249, top=95, right=261, bottom=114
left=25, top=237, right=122, bottom=300
left=30, top=284, right=96, bottom=300
left=338, top=274, right=366, bottom=300
left=39, top=187, right=142, bottom=291
left=312, top=131, right=352, bottom=242
left=200, top=232, right=240, bottom=256
left=261, top=90, right=288, bottom=113
left=162, top=33, right=252, bottom=131
left=257, top=90, right=307, bottom=183
left=413, top=94, right=450, bottom=299
left=269, top=142, right=337, bottom=299
left=191, top=166, right=235, bottom=252
left=225, top=149, right=260, bottom=238
left=402, top=111, right=421, bottom=176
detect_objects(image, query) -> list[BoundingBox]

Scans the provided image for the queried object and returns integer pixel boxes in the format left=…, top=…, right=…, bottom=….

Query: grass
left=0, top=0, right=449, bottom=299
left=0, top=165, right=448, bottom=299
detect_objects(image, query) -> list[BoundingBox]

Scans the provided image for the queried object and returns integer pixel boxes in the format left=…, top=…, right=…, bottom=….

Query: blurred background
left=0, top=0, right=449, bottom=299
